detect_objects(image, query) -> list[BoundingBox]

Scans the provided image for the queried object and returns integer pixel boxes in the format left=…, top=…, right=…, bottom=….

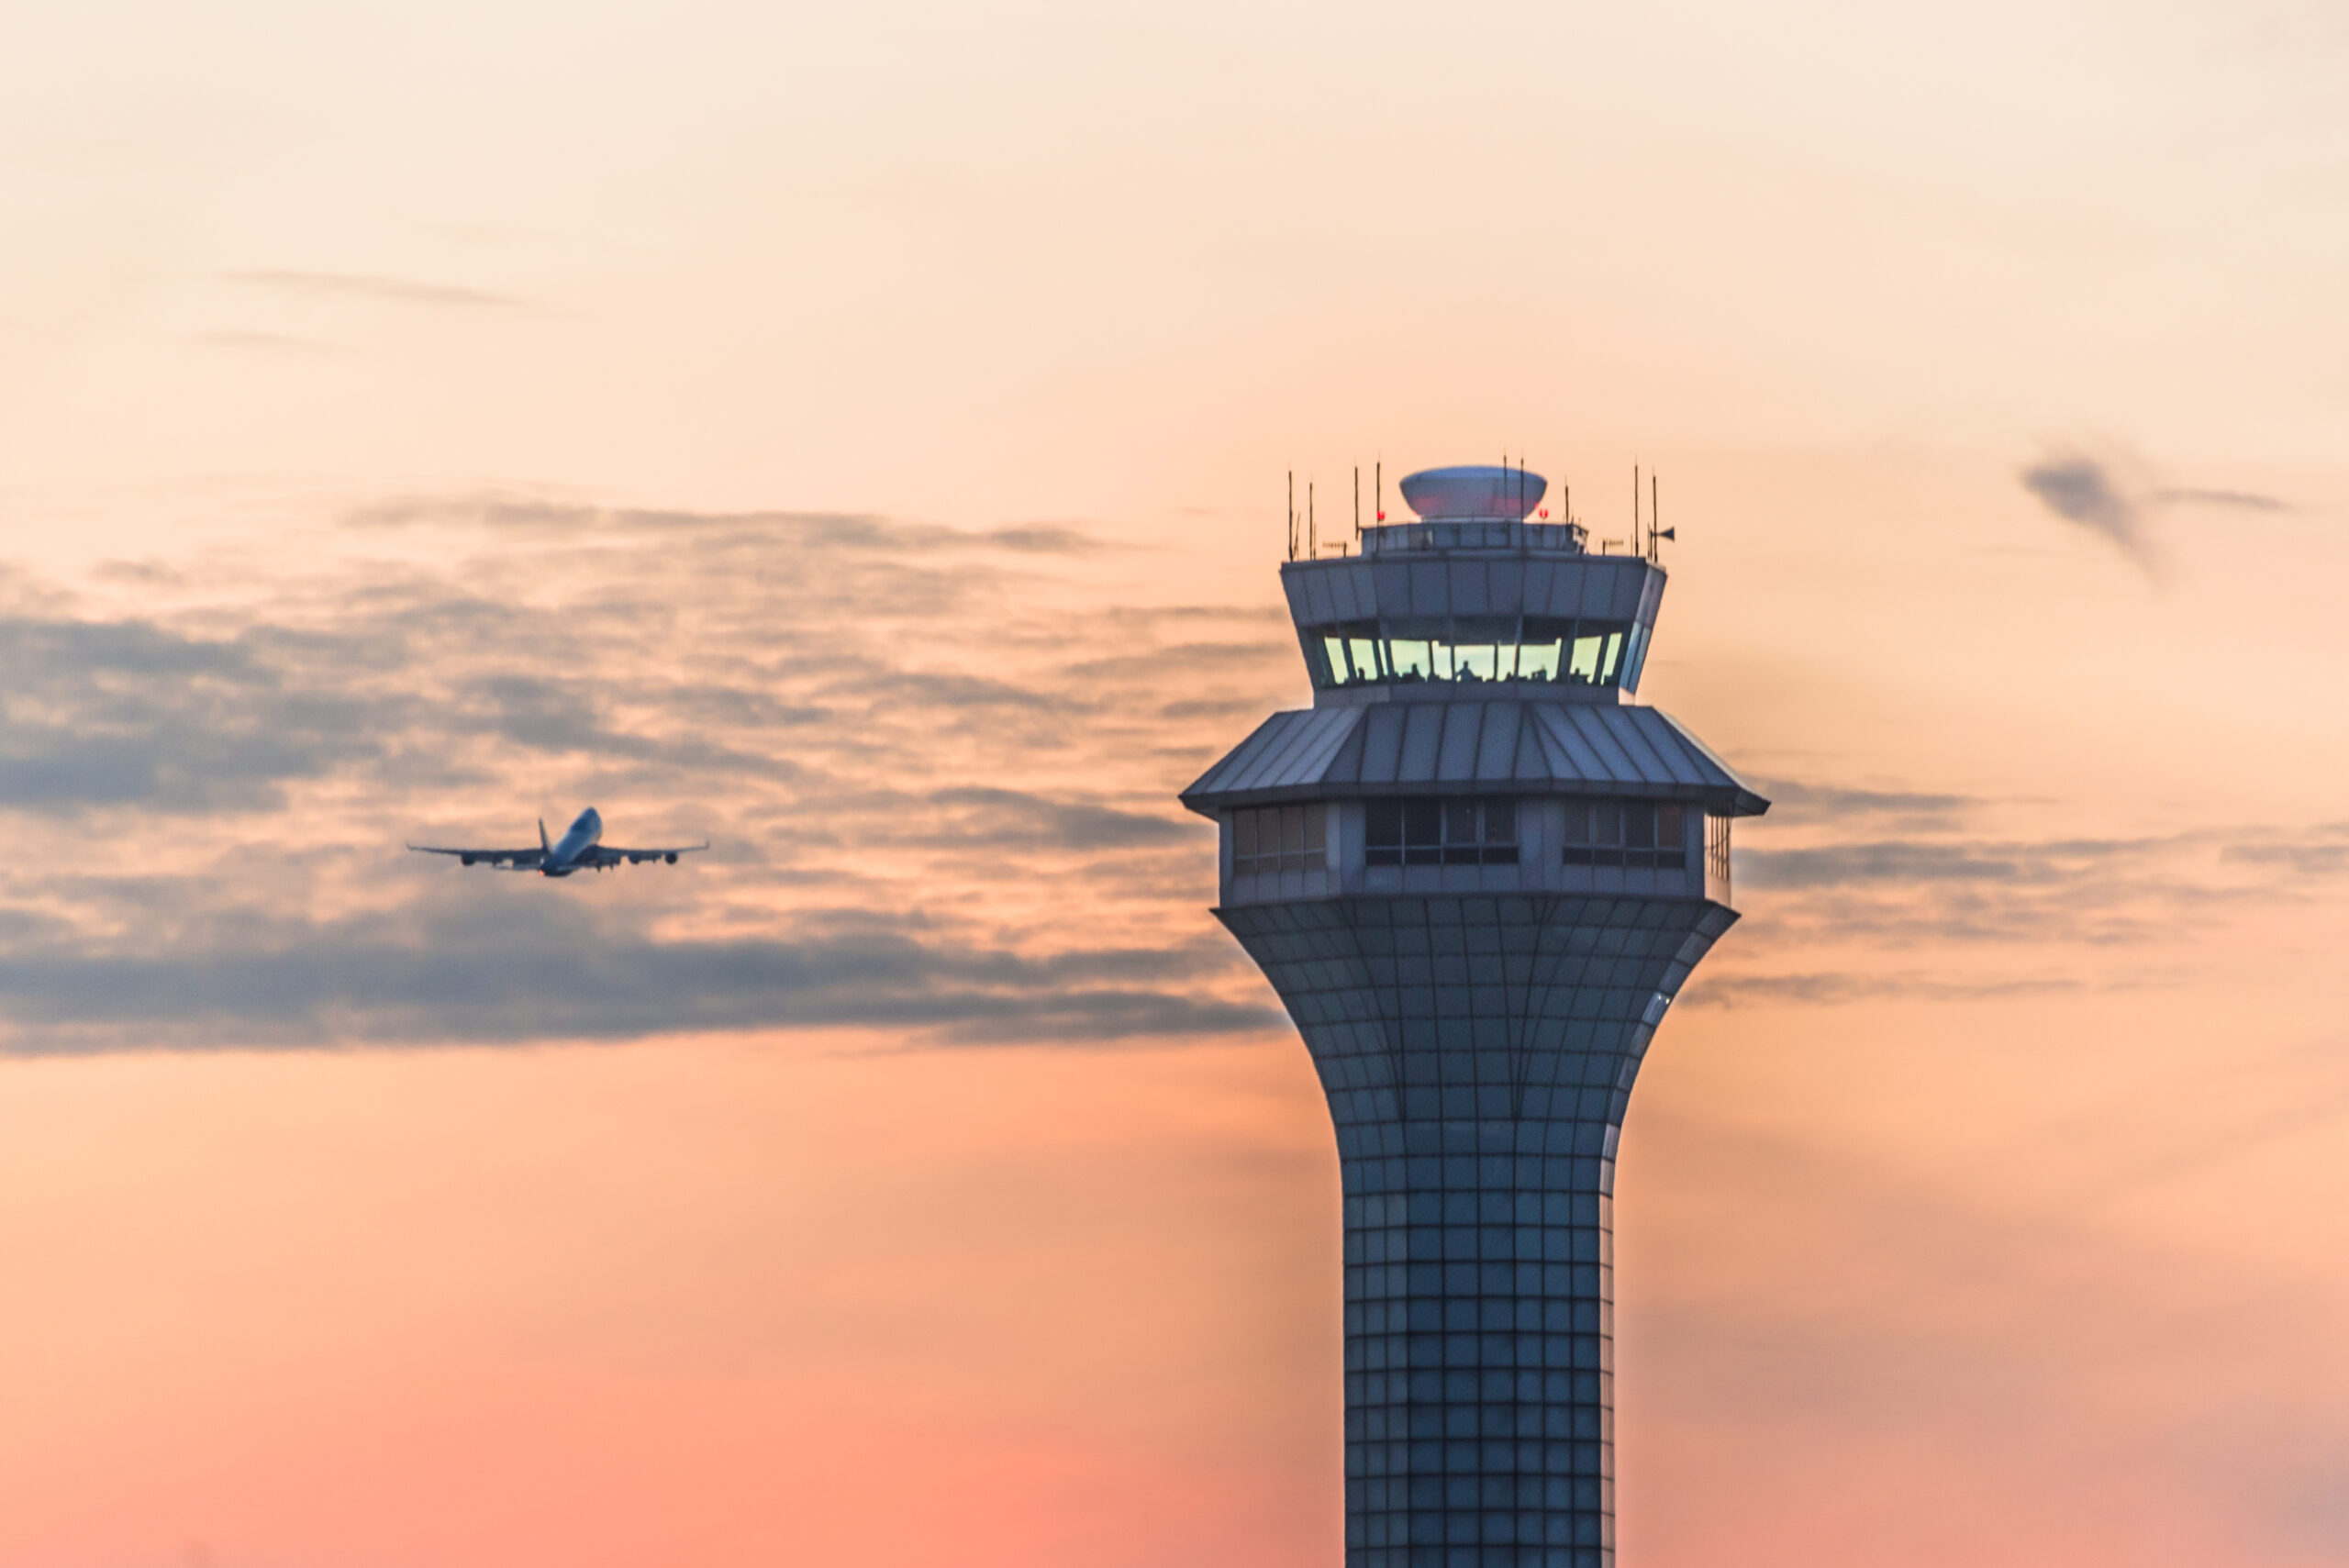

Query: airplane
left=407, top=807, right=708, bottom=877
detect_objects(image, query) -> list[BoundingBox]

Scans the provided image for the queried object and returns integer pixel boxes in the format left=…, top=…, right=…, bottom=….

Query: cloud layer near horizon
left=0, top=497, right=1299, bottom=1052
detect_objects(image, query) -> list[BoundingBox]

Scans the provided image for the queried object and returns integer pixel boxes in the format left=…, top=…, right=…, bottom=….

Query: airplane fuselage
left=540, top=807, right=604, bottom=875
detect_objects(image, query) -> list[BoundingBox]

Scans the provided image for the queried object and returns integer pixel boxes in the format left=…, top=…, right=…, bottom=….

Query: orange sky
left=2, top=2, right=2348, bottom=1564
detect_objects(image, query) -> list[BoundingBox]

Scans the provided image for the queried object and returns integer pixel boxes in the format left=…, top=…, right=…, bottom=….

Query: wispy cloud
left=982, top=524, right=1118, bottom=553
left=2021, top=450, right=2154, bottom=567
left=0, top=616, right=394, bottom=813
left=340, top=493, right=1112, bottom=557
left=2020, top=447, right=2291, bottom=570
left=898, top=786, right=1193, bottom=851
left=196, top=329, right=348, bottom=355
left=1746, top=776, right=1976, bottom=827
left=1721, top=768, right=2349, bottom=966
left=2158, top=486, right=2288, bottom=512
left=1679, top=970, right=2089, bottom=1007
left=1731, top=822, right=2349, bottom=949
left=223, top=269, right=530, bottom=310
left=1739, top=835, right=2156, bottom=891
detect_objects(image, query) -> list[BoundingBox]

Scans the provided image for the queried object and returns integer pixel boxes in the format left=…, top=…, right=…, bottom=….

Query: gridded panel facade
left=1219, top=895, right=1736, bottom=1568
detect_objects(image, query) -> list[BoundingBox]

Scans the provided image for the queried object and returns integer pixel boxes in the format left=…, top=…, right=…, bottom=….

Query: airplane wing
left=578, top=841, right=711, bottom=867
left=406, top=844, right=547, bottom=870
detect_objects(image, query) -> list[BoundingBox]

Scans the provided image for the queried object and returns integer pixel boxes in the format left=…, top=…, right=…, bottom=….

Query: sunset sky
left=4, top=1, right=2349, bottom=1563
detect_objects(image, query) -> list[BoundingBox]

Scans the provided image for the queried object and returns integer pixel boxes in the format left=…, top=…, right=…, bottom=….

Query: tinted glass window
left=1231, top=804, right=1328, bottom=876
left=1563, top=798, right=1692, bottom=870
left=1307, top=616, right=1637, bottom=690
left=1366, top=797, right=1520, bottom=867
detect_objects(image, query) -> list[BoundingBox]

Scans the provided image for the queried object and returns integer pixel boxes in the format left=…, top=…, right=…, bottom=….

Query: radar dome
left=1398, top=464, right=1548, bottom=521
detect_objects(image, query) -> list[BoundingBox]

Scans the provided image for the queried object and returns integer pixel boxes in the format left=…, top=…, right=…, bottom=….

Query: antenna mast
left=1287, top=471, right=1297, bottom=562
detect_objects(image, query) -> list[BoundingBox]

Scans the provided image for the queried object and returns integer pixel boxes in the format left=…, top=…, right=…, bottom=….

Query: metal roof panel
left=1214, top=710, right=1312, bottom=795
left=1523, top=559, right=1555, bottom=617
left=1511, top=709, right=1558, bottom=781
left=1613, top=566, right=1647, bottom=620
left=1303, top=569, right=1336, bottom=625
left=1530, top=705, right=1610, bottom=780
left=1258, top=706, right=1358, bottom=792
left=1575, top=564, right=1615, bottom=619
left=1360, top=704, right=1405, bottom=784
left=1488, top=559, right=1525, bottom=615
left=1620, top=707, right=1709, bottom=788
left=1476, top=703, right=1521, bottom=779
left=1409, top=561, right=1446, bottom=616
left=1448, top=559, right=1489, bottom=616
left=1399, top=702, right=1445, bottom=779
left=1183, top=700, right=1771, bottom=815
left=1328, top=564, right=1363, bottom=622
left=1558, top=704, right=1647, bottom=782
left=1600, top=706, right=1680, bottom=785
left=1650, top=707, right=1773, bottom=816
left=1437, top=703, right=1484, bottom=780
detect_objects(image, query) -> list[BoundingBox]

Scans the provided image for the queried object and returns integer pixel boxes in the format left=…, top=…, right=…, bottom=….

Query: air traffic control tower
left=1181, top=464, right=1769, bottom=1567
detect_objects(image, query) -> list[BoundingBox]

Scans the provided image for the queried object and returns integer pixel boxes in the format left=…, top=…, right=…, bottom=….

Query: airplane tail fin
left=540, top=817, right=551, bottom=854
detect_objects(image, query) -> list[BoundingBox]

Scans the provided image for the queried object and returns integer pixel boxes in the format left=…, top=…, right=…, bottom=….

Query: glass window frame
left=1230, top=803, right=1329, bottom=877
left=1298, top=616, right=1643, bottom=693
left=1561, top=797, right=1697, bottom=870
left=1366, top=796, right=1521, bottom=868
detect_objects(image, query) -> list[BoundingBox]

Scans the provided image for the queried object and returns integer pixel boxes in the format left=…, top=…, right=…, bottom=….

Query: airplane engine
left=665, top=853, right=677, bottom=864
left=461, top=854, right=475, bottom=866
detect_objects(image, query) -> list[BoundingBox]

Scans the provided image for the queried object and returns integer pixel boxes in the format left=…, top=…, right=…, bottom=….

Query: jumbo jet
left=407, top=807, right=708, bottom=876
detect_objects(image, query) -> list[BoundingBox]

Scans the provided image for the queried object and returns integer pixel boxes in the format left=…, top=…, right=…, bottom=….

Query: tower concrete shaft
left=1182, top=466, right=1767, bottom=1568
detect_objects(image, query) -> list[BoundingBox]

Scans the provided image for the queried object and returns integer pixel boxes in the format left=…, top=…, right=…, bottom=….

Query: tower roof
left=1179, top=699, right=1770, bottom=817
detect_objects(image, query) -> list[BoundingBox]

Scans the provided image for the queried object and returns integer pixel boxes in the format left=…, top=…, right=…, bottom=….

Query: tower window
left=1561, top=800, right=1688, bottom=869
left=1231, top=804, right=1328, bottom=876
left=1366, top=797, right=1520, bottom=866
left=1307, top=617, right=1636, bottom=689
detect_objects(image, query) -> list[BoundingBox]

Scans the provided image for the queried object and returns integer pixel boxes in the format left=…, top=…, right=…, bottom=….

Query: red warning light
left=1537, top=507, right=1549, bottom=518
left=1375, top=511, right=1386, bottom=521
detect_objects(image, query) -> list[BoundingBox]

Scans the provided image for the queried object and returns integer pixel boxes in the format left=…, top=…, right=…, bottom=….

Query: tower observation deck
left=1181, top=464, right=1769, bottom=1567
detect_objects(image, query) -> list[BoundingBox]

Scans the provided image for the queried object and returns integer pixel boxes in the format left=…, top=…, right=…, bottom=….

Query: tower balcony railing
left=1355, top=517, right=1591, bottom=556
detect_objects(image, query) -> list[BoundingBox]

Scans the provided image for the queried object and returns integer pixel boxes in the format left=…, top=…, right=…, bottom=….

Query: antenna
left=1650, top=473, right=1659, bottom=562
left=1308, top=479, right=1317, bottom=559
left=1287, top=471, right=1297, bottom=562
left=1353, top=466, right=1361, bottom=539
left=1375, top=460, right=1384, bottom=523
